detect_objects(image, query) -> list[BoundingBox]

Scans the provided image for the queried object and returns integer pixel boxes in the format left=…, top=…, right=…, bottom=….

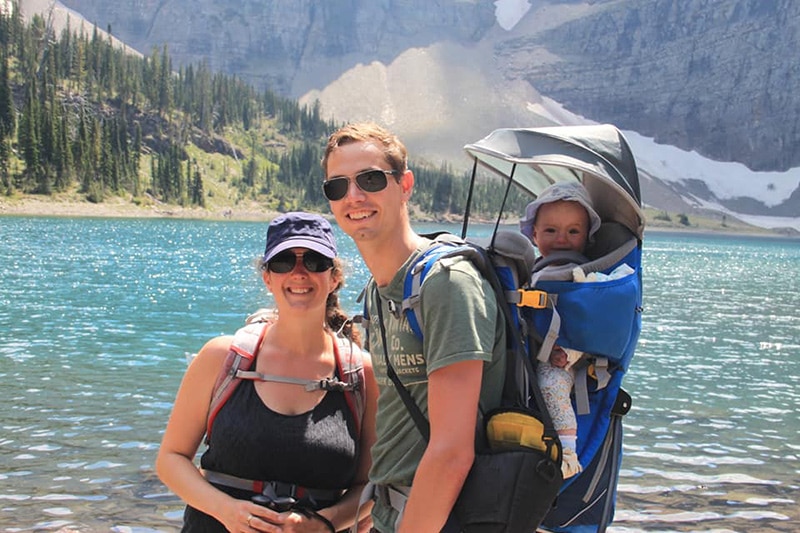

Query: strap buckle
left=516, top=289, right=549, bottom=309
left=252, top=493, right=297, bottom=512
left=312, top=377, right=353, bottom=393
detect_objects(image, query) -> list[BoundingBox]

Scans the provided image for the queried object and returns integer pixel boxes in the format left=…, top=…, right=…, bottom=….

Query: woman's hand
left=243, top=508, right=334, bottom=532
left=219, top=499, right=286, bottom=532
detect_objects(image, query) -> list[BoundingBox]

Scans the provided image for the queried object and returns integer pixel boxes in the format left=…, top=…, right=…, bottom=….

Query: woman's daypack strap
left=204, top=469, right=344, bottom=504
left=235, top=369, right=357, bottom=392
left=205, top=321, right=269, bottom=443
left=332, top=332, right=366, bottom=436
left=205, top=315, right=366, bottom=442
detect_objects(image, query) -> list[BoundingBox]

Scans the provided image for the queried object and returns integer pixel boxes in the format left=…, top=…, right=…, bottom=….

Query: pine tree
left=191, top=165, right=204, bottom=206
left=0, top=52, right=13, bottom=193
left=55, top=111, right=73, bottom=190
left=157, top=44, right=171, bottom=116
left=132, top=121, right=142, bottom=186
left=0, top=54, right=14, bottom=140
left=19, top=83, right=42, bottom=189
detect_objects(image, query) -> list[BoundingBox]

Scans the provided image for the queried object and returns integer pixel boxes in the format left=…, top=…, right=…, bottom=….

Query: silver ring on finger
left=247, top=514, right=254, bottom=527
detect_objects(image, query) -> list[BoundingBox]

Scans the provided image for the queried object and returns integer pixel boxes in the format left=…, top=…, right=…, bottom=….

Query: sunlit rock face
left=49, top=0, right=800, bottom=180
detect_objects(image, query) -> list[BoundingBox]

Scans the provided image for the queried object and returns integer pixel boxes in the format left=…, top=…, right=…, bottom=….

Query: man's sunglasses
left=322, top=169, right=399, bottom=201
left=266, top=250, right=334, bottom=274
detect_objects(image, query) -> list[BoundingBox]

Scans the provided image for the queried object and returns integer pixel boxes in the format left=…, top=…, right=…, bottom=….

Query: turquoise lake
left=0, top=216, right=798, bottom=532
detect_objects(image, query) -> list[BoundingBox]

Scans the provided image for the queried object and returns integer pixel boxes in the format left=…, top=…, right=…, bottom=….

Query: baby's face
left=532, top=200, right=589, bottom=257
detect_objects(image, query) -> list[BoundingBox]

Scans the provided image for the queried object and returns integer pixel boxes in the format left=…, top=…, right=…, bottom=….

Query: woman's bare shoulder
left=191, top=335, right=236, bottom=370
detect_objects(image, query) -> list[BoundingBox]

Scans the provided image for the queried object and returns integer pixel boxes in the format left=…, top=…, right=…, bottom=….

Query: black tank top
left=182, top=378, right=359, bottom=532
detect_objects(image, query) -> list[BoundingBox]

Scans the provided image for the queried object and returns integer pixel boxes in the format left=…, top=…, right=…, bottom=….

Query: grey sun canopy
left=463, top=125, right=645, bottom=240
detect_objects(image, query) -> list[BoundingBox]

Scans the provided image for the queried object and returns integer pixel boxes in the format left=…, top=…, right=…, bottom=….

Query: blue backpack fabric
left=529, top=223, right=641, bottom=533
left=400, top=231, right=538, bottom=352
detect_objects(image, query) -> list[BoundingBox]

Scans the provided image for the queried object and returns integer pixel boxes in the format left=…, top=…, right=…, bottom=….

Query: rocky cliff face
left=497, top=0, right=799, bottom=173
left=52, top=0, right=497, bottom=95
left=37, top=0, right=800, bottom=221
left=51, top=0, right=797, bottom=175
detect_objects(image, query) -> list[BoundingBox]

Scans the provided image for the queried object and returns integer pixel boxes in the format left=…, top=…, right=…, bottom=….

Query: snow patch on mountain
left=626, top=132, right=800, bottom=231
left=494, top=0, right=531, bottom=31
left=625, top=132, right=800, bottom=207
left=528, top=96, right=800, bottom=231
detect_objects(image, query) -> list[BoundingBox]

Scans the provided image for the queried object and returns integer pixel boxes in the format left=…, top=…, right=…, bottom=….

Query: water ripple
left=2, top=220, right=798, bottom=530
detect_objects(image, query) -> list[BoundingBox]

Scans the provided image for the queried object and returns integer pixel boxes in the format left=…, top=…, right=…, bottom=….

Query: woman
left=156, top=212, right=378, bottom=532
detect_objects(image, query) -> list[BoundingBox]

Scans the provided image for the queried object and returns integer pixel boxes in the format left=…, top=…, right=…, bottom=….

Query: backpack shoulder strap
left=401, top=234, right=470, bottom=341
left=206, top=318, right=367, bottom=443
left=401, top=230, right=536, bottom=343
left=332, top=332, right=366, bottom=436
left=206, top=321, right=270, bottom=443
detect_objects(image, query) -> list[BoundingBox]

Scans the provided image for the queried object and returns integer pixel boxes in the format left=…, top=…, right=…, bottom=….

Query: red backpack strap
left=331, top=332, right=366, bottom=437
left=206, top=322, right=270, bottom=443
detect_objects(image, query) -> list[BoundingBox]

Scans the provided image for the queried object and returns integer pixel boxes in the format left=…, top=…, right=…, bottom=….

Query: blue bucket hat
left=519, top=182, right=602, bottom=241
left=264, top=212, right=337, bottom=262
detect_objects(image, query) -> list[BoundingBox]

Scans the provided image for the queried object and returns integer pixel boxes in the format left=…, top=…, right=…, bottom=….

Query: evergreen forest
left=0, top=4, right=528, bottom=218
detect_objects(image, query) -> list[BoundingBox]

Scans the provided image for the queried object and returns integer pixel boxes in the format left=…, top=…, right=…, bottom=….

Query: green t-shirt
left=366, top=240, right=507, bottom=531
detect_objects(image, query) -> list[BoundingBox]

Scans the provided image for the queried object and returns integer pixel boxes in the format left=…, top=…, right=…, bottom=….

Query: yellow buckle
left=517, top=289, right=548, bottom=309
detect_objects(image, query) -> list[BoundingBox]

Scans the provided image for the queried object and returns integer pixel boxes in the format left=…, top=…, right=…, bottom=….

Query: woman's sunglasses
left=322, top=169, right=399, bottom=201
left=266, top=250, right=334, bottom=274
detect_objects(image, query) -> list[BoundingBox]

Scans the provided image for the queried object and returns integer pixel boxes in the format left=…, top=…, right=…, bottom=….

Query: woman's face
left=263, top=247, right=339, bottom=313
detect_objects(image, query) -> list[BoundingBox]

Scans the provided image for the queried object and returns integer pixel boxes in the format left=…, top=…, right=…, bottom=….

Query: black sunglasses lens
left=267, top=251, right=296, bottom=273
left=323, top=170, right=392, bottom=200
left=356, top=170, right=389, bottom=192
left=268, top=251, right=333, bottom=273
left=323, top=178, right=349, bottom=201
left=302, top=251, right=334, bottom=273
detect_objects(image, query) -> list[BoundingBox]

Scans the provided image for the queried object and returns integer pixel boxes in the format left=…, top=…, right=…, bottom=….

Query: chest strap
left=203, top=469, right=344, bottom=504
left=234, top=369, right=355, bottom=392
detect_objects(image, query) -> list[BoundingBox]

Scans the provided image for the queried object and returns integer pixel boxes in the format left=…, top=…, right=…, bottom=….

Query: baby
left=520, top=181, right=601, bottom=479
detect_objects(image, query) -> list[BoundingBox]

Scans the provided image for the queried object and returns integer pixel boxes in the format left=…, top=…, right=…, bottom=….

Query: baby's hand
left=549, top=346, right=568, bottom=368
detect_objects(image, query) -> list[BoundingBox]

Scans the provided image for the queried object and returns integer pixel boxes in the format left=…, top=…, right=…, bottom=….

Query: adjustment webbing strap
left=203, top=470, right=343, bottom=501
left=536, top=302, right=561, bottom=363
left=235, top=370, right=354, bottom=392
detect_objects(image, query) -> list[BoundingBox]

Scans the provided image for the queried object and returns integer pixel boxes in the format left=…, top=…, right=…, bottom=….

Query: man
left=322, top=122, right=507, bottom=532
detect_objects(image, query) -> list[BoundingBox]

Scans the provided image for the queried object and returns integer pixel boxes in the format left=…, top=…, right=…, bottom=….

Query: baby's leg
left=537, top=362, right=582, bottom=478
left=537, top=362, right=577, bottom=434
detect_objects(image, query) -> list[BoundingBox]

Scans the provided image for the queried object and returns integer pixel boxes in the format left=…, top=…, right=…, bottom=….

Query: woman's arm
left=156, top=335, right=281, bottom=531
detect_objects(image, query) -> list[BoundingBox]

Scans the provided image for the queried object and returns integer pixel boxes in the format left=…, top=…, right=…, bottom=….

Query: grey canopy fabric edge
left=463, top=124, right=646, bottom=239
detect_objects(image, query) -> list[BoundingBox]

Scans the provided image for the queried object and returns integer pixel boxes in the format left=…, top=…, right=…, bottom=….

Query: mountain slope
left=20, top=0, right=800, bottom=231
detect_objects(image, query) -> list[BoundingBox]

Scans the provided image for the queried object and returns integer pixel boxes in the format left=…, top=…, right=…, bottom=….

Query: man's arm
left=396, top=359, right=483, bottom=532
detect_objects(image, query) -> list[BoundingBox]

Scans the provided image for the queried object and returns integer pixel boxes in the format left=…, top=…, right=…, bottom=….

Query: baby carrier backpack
left=527, top=224, right=640, bottom=533
left=461, top=124, right=645, bottom=533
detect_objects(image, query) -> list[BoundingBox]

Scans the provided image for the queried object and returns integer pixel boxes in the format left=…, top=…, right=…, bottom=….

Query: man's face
left=532, top=200, right=590, bottom=257
left=325, top=140, right=410, bottom=244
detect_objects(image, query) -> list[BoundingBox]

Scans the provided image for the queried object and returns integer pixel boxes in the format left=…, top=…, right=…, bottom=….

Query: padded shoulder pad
left=533, top=251, right=589, bottom=272
left=585, top=222, right=635, bottom=260
left=469, top=230, right=536, bottom=282
left=230, top=321, right=270, bottom=358
left=530, top=251, right=589, bottom=285
left=491, top=231, right=537, bottom=281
